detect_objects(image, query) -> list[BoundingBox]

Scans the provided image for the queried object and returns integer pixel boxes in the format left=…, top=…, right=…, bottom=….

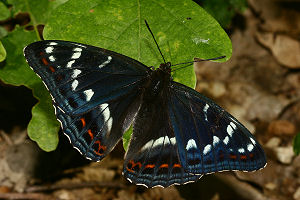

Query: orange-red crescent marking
left=93, top=140, right=107, bottom=156
left=173, top=163, right=181, bottom=168
left=49, top=66, right=55, bottom=72
left=42, top=58, right=49, bottom=65
left=80, top=118, right=86, bottom=127
left=135, top=162, right=142, bottom=169
left=87, top=129, right=94, bottom=141
left=126, top=167, right=135, bottom=173
left=229, top=154, right=237, bottom=159
left=159, top=164, right=169, bottom=168
left=145, top=164, right=155, bottom=169
left=240, top=155, right=247, bottom=160
left=126, top=160, right=142, bottom=173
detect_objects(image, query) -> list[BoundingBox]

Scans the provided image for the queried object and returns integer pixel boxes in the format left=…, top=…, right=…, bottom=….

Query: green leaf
left=0, top=0, right=70, bottom=151
left=0, top=41, right=6, bottom=62
left=0, top=27, right=60, bottom=151
left=0, top=26, right=8, bottom=38
left=293, top=133, right=300, bottom=155
left=123, top=126, right=133, bottom=151
left=0, top=1, right=10, bottom=20
left=7, top=0, right=70, bottom=40
left=201, top=0, right=247, bottom=27
left=42, top=0, right=231, bottom=150
left=28, top=83, right=60, bottom=152
left=0, top=28, right=39, bottom=86
left=8, top=0, right=54, bottom=24
left=44, top=0, right=231, bottom=88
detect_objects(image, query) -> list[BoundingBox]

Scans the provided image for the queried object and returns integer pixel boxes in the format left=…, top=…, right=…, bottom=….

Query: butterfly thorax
left=142, top=62, right=172, bottom=102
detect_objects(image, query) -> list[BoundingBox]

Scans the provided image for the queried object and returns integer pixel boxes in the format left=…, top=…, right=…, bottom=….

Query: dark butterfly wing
left=55, top=91, right=141, bottom=161
left=168, top=82, right=267, bottom=174
left=24, top=40, right=149, bottom=161
left=24, top=40, right=150, bottom=115
left=123, top=94, right=202, bottom=188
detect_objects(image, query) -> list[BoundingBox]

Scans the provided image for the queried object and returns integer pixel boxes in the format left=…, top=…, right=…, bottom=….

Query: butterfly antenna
left=144, top=20, right=166, bottom=64
left=171, top=55, right=226, bottom=67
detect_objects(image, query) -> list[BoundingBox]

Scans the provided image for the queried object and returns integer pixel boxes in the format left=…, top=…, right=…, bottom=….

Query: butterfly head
left=159, top=62, right=172, bottom=74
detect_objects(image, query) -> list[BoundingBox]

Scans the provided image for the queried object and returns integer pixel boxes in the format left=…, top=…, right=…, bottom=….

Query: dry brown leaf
left=256, top=32, right=300, bottom=68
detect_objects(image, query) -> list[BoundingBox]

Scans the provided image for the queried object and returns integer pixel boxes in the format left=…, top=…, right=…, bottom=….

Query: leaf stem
left=24, top=0, right=41, bottom=41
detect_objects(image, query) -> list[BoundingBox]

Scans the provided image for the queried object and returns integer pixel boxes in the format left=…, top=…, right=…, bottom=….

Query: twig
left=215, top=173, right=267, bottom=200
left=0, top=130, right=13, bottom=145
left=25, top=181, right=125, bottom=193
left=0, top=192, right=50, bottom=200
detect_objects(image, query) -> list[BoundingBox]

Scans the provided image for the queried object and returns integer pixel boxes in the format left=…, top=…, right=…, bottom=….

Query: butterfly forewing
left=24, top=40, right=150, bottom=115
left=24, top=40, right=149, bottom=161
left=168, top=82, right=267, bottom=174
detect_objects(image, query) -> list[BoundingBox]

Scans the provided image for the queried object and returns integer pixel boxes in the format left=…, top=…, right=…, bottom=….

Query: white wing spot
left=99, top=56, right=112, bottom=68
left=72, top=52, right=81, bottom=59
left=49, top=42, right=58, bottom=45
left=238, top=148, right=245, bottom=153
left=223, top=136, right=229, bottom=145
left=170, top=137, right=176, bottom=145
left=203, top=104, right=209, bottom=121
left=164, top=136, right=171, bottom=145
left=203, top=144, right=211, bottom=155
left=213, top=136, right=220, bottom=146
left=230, top=122, right=237, bottom=129
left=84, top=89, right=94, bottom=101
left=45, top=46, right=54, bottom=53
left=107, top=118, right=113, bottom=132
left=100, top=103, right=113, bottom=131
left=71, top=69, right=82, bottom=78
left=141, top=136, right=176, bottom=151
left=247, top=144, right=254, bottom=152
left=49, top=55, right=55, bottom=62
left=67, top=60, right=75, bottom=68
left=73, top=47, right=82, bottom=52
left=141, top=140, right=154, bottom=151
left=186, top=139, right=197, bottom=150
left=250, top=137, right=256, bottom=145
left=227, top=124, right=234, bottom=137
left=153, top=136, right=165, bottom=148
left=74, top=43, right=86, bottom=48
left=71, top=80, right=78, bottom=91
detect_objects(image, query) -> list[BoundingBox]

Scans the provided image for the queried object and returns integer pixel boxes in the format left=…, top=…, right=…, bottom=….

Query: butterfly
left=24, top=36, right=266, bottom=188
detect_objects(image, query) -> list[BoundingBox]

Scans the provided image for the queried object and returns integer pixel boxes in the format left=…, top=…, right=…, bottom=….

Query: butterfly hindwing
left=168, top=82, right=267, bottom=174
left=123, top=91, right=202, bottom=187
left=24, top=40, right=150, bottom=115
left=56, top=91, right=141, bottom=161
